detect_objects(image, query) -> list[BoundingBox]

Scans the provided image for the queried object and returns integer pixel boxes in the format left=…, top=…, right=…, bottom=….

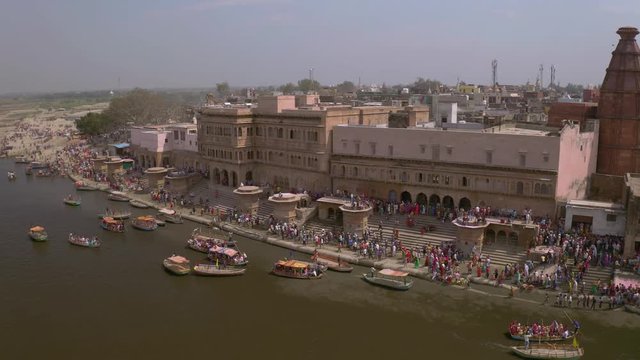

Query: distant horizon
left=0, top=0, right=637, bottom=94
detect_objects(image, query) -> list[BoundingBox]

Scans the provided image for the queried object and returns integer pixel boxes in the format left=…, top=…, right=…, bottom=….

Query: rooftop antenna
left=491, top=59, right=498, bottom=87
left=550, top=65, right=556, bottom=88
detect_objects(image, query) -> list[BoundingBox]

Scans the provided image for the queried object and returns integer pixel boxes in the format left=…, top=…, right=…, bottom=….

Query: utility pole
left=491, top=59, right=498, bottom=87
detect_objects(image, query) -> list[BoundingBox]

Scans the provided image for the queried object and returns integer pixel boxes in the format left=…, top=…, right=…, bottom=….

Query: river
left=0, top=159, right=638, bottom=359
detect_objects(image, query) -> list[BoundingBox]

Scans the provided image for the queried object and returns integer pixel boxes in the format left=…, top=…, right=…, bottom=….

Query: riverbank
left=66, top=172, right=640, bottom=316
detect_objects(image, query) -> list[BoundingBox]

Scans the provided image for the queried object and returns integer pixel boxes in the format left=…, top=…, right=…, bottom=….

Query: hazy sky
left=1, top=0, right=639, bottom=94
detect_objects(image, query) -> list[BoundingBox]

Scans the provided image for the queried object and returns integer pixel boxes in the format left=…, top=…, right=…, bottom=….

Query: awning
left=111, top=143, right=130, bottom=149
left=379, top=269, right=409, bottom=277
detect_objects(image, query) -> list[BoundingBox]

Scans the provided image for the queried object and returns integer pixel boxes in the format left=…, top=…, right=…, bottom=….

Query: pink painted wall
left=555, top=121, right=599, bottom=202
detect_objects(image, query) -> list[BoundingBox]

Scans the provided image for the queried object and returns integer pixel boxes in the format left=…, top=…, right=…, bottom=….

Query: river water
left=0, top=159, right=638, bottom=359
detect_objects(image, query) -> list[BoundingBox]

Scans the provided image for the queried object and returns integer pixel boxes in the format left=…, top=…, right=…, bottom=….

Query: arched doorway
left=443, top=195, right=454, bottom=209
left=508, top=232, right=519, bottom=247
left=416, top=193, right=427, bottom=206
left=485, top=229, right=496, bottom=246
left=497, top=231, right=507, bottom=245
left=388, top=190, right=397, bottom=202
left=400, top=191, right=412, bottom=203
left=221, top=170, right=229, bottom=186
left=232, top=171, right=238, bottom=187
left=214, top=168, right=220, bottom=185
left=328, top=208, right=335, bottom=220
left=245, top=171, right=253, bottom=183
left=459, top=197, right=471, bottom=211
left=429, top=194, right=441, bottom=207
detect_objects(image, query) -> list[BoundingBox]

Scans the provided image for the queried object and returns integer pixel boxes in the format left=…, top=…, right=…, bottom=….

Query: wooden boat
left=155, top=219, right=166, bottom=227
left=189, top=228, right=232, bottom=249
left=74, top=181, right=97, bottom=191
left=29, top=161, right=48, bottom=169
left=512, top=344, right=584, bottom=359
left=186, top=238, right=213, bottom=253
left=158, top=208, right=183, bottom=224
left=163, top=255, right=191, bottom=275
left=8, top=171, right=16, bottom=180
left=312, top=252, right=353, bottom=273
left=193, top=263, right=246, bottom=276
left=271, top=259, right=323, bottom=279
left=132, top=215, right=159, bottom=231
left=362, top=268, right=413, bottom=290
left=100, top=217, right=125, bottom=233
left=15, top=156, right=31, bottom=164
left=63, top=195, right=81, bottom=206
left=28, top=226, right=48, bottom=242
left=208, top=246, right=249, bottom=266
left=508, top=321, right=576, bottom=342
left=97, top=210, right=132, bottom=220
left=68, top=233, right=101, bottom=248
left=129, top=199, right=150, bottom=209
left=625, top=304, right=640, bottom=314
left=108, top=191, right=130, bottom=202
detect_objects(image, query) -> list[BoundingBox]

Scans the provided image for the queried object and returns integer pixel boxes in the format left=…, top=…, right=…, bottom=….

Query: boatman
left=524, top=333, right=531, bottom=350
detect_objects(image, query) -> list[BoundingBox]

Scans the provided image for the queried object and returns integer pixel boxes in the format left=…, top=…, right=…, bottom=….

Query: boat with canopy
left=362, top=268, right=413, bottom=290
left=271, top=259, right=323, bottom=279
left=163, top=255, right=191, bottom=275
left=28, top=226, right=48, bottom=242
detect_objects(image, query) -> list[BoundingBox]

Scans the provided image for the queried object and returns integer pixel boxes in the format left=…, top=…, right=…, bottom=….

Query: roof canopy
left=276, top=260, right=310, bottom=269
left=110, top=143, right=130, bottom=149
left=30, top=226, right=45, bottom=232
left=167, top=255, right=189, bottom=264
left=379, top=269, right=409, bottom=277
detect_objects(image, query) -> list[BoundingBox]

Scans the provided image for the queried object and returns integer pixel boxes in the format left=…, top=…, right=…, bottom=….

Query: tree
left=564, top=83, right=584, bottom=95
left=297, top=79, right=321, bottom=93
left=75, top=112, right=112, bottom=135
left=216, top=82, right=230, bottom=97
left=336, top=81, right=356, bottom=94
left=410, top=77, right=442, bottom=94
left=103, top=88, right=179, bottom=126
left=278, top=82, right=298, bottom=94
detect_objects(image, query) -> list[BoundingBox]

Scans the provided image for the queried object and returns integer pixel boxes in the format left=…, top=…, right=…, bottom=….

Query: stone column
left=144, top=167, right=168, bottom=191
left=340, top=204, right=371, bottom=234
left=268, top=193, right=299, bottom=223
left=234, top=185, right=263, bottom=216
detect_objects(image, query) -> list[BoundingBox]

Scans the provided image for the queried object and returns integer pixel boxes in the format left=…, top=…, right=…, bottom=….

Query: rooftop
left=566, top=199, right=624, bottom=210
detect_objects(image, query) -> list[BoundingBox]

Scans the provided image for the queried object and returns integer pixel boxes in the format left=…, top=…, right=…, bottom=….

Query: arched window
left=516, top=181, right=524, bottom=195
left=462, top=176, right=468, bottom=187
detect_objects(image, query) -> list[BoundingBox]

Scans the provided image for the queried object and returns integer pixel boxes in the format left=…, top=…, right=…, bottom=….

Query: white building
left=564, top=199, right=626, bottom=236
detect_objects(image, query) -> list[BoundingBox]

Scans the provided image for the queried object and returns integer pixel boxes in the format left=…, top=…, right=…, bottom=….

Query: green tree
left=103, top=88, right=177, bottom=126
left=216, top=82, right=230, bottom=97
left=297, top=79, right=321, bottom=93
left=75, top=112, right=111, bottom=135
left=278, top=82, right=298, bottom=94
left=336, top=81, right=356, bottom=93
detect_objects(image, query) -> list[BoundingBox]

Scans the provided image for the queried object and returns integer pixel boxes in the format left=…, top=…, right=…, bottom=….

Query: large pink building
left=331, top=120, right=599, bottom=218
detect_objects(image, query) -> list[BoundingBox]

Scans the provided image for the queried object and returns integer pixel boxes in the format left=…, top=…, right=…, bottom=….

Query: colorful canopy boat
left=271, top=259, right=323, bottom=279
left=63, top=194, right=82, bottom=206
left=28, top=226, right=48, bottom=242
left=129, top=199, right=150, bottom=209
left=193, top=263, right=246, bottom=277
left=107, top=191, right=130, bottom=202
left=187, top=228, right=230, bottom=252
left=509, top=320, right=576, bottom=342
left=132, top=215, right=159, bottom=231
left=100, top=217, right=125, bottom=233
left=207, top=246, right=248, bottom=266
left=75, top=180, right=97, bottom=191
left=163, top=255, right=191, bottom=275
left=362, top=268, right=413, bottom=290
left=68, top=233, right=101, bottom=248
left=511, top=343, right=584, bottom=360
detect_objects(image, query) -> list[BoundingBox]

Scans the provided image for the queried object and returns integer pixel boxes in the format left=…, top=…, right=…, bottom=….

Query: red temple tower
left=597, top=27, right=640, bottom=176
